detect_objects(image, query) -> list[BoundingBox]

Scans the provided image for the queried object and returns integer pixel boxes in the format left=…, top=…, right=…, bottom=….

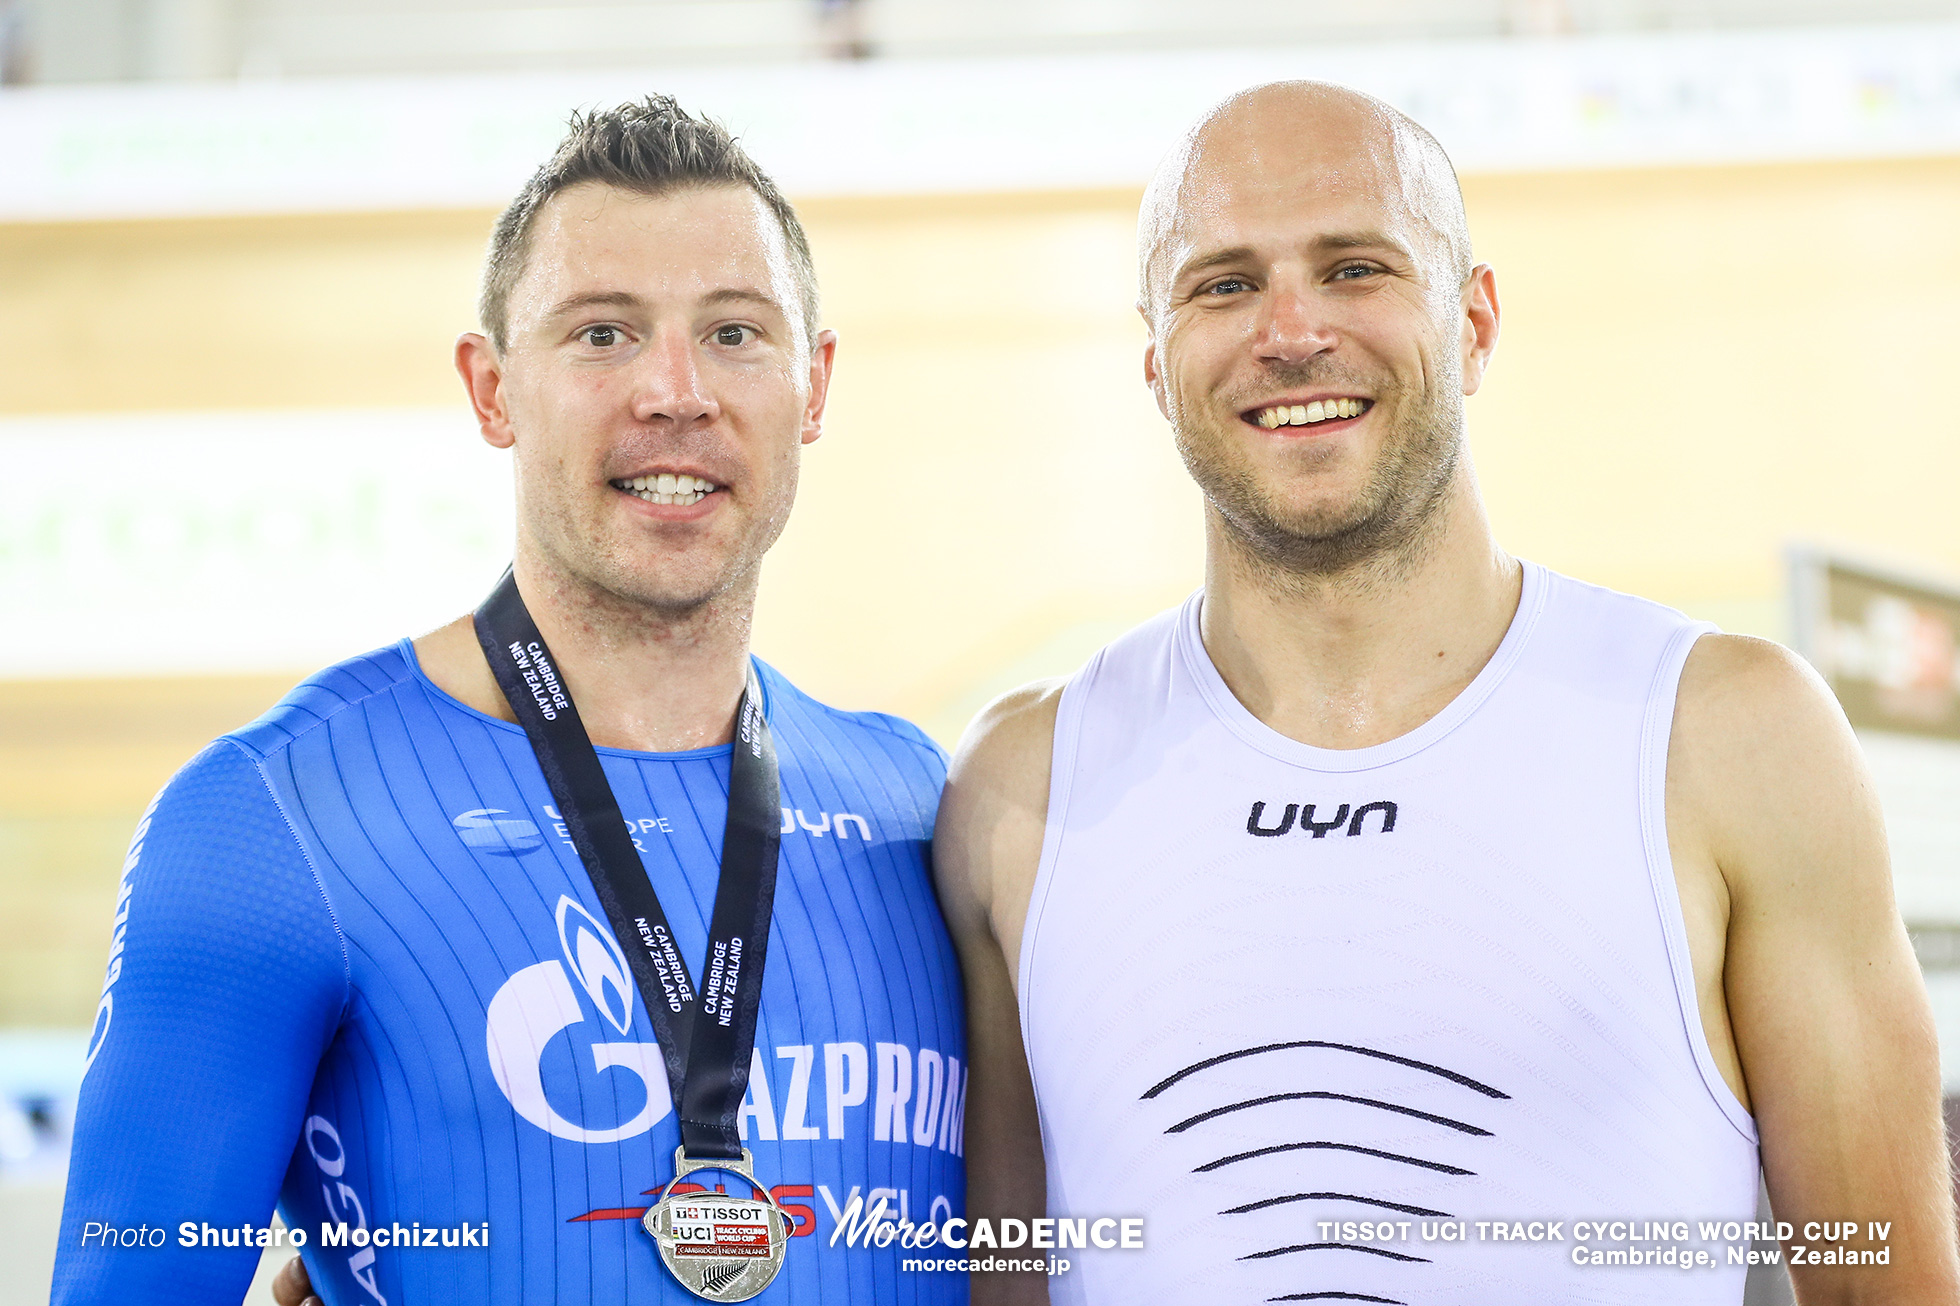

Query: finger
left=270, top=1255, right=313, bottom=1306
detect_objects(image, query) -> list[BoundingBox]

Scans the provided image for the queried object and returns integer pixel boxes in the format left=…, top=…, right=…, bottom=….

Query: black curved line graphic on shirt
left=1144, top=1040, right=1509, bottom=1101
left=1169, top=1091, right=1492, bottom=1137
left=1195, top=1140, right=1474, bottom=1176
left=1223, top=1191, right=1452, bottom=1219
left=1242, top=1242, right=1431, bottom=1264
left=1268, top=1293, right=1406, bottom=1304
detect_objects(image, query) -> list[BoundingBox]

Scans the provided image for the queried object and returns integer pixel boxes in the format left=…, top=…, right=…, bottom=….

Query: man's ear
left=802, top=328, right=839, bottom=446
left=1139, top=302, right=1171, bottom=422
left=456, top=333, right=515, bottom=448
left=1458, top=264, right=1501, bottom=397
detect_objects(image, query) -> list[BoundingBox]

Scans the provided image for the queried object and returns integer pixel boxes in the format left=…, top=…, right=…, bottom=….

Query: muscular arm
left=51, top=741, right=346, bottom=1305
left=1671, top=635, right=1959, bottom=1303
left=933, top=682, right=1062, bottom=1306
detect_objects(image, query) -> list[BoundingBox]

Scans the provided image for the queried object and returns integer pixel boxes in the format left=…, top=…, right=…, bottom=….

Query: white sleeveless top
left=1020, top=563, right=1759, bottom=1305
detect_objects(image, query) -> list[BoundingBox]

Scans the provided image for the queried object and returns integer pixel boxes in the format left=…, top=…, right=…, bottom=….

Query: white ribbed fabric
left=1020, top=563, right=1759, bottom=1305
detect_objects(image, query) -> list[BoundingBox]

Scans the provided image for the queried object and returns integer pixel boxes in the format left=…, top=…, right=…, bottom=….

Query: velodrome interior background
left=4, top=2, right=1960, bottom=1302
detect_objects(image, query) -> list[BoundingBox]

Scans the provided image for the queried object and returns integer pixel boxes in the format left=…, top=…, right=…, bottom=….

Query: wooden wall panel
left=6, top=156, right=1960, bottom=1023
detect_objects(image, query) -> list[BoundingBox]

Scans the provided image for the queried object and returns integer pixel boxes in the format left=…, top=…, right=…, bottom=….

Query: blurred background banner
left=0, top=410, right=512, bottom=675
left=1793, top=549, right=1960, bottom=742
left=6, top=21, right=1960, bottom=219
left=4, top=3, right=1960, bottom=1303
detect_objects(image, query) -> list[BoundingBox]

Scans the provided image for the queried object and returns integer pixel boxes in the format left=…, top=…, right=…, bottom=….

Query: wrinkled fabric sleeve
left=51, top=739, right=348, bottom=1305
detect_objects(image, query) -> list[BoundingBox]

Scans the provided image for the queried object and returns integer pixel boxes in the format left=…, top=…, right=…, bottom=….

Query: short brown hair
left=479, top=95, right=819, bottom=352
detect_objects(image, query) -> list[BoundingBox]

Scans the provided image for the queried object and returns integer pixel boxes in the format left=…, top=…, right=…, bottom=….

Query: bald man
left=936, top=83, right=1959, bottom=1305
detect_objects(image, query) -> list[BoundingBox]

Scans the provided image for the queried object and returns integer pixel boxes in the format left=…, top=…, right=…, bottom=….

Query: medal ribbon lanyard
left=475, top=568, right=781, bottom=1162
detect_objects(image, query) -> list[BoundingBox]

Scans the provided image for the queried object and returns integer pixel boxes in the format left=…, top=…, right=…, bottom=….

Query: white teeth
left=612, top=471, right=718, bottom=506
left=1253, top=399, right=1369, bottom=428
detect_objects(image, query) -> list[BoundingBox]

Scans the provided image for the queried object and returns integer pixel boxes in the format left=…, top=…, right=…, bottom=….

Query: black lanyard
left=474, top=568, right=781, bottom=1161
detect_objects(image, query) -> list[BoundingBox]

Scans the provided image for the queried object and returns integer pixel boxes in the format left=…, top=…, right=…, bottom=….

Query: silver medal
left=644, top=1147, right=792, bottom=1301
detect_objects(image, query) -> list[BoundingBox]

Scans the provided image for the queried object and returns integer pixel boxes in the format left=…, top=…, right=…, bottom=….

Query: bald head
left=1139, top=82, right=1471, bottom=317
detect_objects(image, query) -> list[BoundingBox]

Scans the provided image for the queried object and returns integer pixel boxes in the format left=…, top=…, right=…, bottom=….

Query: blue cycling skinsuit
left=51, top=642, right=966, bottom=1304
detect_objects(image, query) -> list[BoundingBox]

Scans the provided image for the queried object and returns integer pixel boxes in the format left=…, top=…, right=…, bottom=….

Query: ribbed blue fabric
left=54, top=644, right=966, bottom=1305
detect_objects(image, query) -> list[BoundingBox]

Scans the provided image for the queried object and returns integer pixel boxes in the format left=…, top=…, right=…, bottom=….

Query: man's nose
left=630, top=329, right=718, bottom=428
left=1255, top=282, right=1339, bottom=363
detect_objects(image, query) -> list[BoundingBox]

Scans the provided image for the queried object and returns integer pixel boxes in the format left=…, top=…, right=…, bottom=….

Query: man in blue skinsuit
left=53, top=97, right=967, bottom=1306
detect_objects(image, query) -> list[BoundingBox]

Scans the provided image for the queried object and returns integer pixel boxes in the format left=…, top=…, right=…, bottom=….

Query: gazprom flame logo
left=484, top=894, right=669, bottom=1144
left=556, top=896, right=634, bottom=1036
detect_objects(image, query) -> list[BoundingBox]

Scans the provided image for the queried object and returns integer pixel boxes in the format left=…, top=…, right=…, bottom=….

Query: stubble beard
left=1174, top=363, right=1464, bottom=592
left=519, top=469, right=787, bottom=635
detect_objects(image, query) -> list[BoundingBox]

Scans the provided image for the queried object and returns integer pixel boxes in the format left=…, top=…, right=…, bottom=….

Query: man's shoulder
left=225, top=642, right=420, bottom=761
left=936, top=678, right=1068, bottom=864
left=1525, top=560, right=1850, bottom=808
left=1671, top=632, right=1875, bottom=888
left=1527, top=563, right=1708, bottom=653
left=942, top=599, right=1198, bottom=808
left=952, top=680, right=1065, bottom=776
left=1675, top=632, right=1844, bottom=766
left=755, top=658, right=949, bottom=780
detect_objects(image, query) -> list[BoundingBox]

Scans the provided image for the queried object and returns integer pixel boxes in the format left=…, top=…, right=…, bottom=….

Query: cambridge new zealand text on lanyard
left=475, top=569, right=791, bottom=1302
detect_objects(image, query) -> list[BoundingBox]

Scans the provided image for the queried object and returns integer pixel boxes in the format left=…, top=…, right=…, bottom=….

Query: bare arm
left=933, top=681, right=1063, bottom=1306
left=1671, top=635, right=1958, bottom=1304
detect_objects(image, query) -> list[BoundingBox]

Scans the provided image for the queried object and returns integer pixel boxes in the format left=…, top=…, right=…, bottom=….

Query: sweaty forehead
left=1141, top=85, right=1463, bottom=301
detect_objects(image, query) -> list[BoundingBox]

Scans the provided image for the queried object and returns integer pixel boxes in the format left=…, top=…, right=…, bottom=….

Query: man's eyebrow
left=544, top=290, right=644, bottom=320
left=701, top=287, right=786, bottom=315
left=1171, top=232, right=1416, bottom=289
left=1171, top=245, right=1258, bottom=288
left=542, top=286, right=787, bottom=322
left=1312, top=230, right=1414, bottom=259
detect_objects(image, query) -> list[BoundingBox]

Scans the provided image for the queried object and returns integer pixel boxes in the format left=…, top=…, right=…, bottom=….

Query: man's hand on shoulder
left=1673, top=634, right=1959, bottom=1303
left=935, top=679, right=1064, bottom=1306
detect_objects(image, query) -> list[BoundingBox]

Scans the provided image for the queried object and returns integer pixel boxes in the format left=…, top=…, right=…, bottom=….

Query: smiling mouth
left=1244, top=398, right=1371, bottom=429
left=609, top=473, right=720, bottom=506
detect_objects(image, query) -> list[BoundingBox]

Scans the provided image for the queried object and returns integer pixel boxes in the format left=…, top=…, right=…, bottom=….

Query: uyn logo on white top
left=1245, top=801, right=1398, bottom=838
